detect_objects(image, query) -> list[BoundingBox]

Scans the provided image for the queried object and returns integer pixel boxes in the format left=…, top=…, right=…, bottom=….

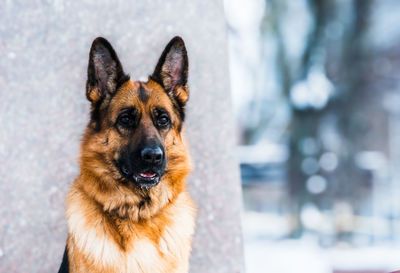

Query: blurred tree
left=255, top=0, right=375, bottom=238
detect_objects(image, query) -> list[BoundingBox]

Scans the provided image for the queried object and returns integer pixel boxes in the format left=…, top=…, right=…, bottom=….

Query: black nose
left=140, top=147, right=163, bottom=164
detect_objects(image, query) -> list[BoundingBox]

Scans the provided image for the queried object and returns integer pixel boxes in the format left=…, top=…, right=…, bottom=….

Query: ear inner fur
left=153, top=38, right=188, bottom=89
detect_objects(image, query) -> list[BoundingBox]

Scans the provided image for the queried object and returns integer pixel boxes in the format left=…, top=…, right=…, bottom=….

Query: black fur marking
left=138, top=201, right=145, bottom=209
left=168, top=96, right=185, bottom=128
left=144, top=196, right=151, bottom=203
left=175, top=99, right=185, bottom=123
left=58, top=246, right=69, bottom=273
left=117, top=74, right=131, bottom=89
left=90, top=97, right=104, bottom=132
left=138, top=83, right=149, bottom=103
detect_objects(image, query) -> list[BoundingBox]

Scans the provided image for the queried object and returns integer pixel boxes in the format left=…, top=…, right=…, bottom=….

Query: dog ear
left=86, top=37, right=129, bottom=103
left=151, top=36, right=189, bottom=107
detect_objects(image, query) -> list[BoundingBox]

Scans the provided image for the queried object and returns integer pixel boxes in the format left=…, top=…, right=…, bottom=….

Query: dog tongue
left=140, top=172, right=156, bottom=178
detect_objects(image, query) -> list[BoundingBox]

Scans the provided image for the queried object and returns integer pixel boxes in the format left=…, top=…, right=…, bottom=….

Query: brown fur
left=64, top=38, right=196, bottom=273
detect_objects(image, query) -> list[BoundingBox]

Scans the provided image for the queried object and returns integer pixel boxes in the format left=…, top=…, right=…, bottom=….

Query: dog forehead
left=111, top=80, right=173, bottom=113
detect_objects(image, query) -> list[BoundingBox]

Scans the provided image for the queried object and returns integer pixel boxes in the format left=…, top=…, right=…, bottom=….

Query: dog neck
left=73, top=170, right=183, bottom=222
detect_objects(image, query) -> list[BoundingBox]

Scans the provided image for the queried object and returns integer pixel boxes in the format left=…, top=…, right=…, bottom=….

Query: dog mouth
left=138, top=172, right=156, bottom=178
left=119, top=165, right=162, bottom=188
left=133, top=171, right=160, bottom=186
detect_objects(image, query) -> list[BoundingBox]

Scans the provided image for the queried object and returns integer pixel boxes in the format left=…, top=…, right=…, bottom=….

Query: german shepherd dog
left=58, top=36, right=196, bottom=273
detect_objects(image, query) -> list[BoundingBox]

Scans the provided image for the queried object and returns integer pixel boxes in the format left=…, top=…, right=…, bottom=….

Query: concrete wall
left=0, top=1, right=244, bottom=272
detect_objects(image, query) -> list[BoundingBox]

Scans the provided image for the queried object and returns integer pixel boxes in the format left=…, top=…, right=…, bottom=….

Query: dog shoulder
left=126, top=191, right=197, bottom=272
left=159, top=192, right=197, bottom=262
left=66, top=183, right=125, bottom=270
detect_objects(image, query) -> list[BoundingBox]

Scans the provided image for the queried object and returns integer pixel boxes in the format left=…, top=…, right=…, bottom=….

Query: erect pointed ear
left=86, top=37, right=129, bottom=103
left=151, top=36, right=189, bottom=107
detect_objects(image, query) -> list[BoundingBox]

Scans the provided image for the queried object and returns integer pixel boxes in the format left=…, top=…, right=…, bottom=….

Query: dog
left=58, top=36, right=196, bottom=273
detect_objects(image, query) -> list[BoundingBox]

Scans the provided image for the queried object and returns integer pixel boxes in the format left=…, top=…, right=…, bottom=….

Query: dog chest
left=67, top=192, right=196, bottom=273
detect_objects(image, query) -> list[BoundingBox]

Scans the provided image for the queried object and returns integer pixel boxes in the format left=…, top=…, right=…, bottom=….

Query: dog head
left=79, top=37, right=191, bottom=219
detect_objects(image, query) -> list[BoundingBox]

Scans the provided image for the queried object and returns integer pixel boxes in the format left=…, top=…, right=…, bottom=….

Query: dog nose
left=141, top=147, right=163, bottom=164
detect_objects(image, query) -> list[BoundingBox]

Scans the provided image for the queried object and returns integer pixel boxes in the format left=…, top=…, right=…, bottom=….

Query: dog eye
left=117, top=113, right=134, bottom=127
left=157, top=115, right=170, bottom=128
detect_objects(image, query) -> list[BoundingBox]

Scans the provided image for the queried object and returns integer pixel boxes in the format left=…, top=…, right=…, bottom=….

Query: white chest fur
left=67, top=192, right=196, bottom=273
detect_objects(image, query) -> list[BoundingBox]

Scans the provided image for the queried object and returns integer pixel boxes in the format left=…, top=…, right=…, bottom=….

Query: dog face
left=81, top=37, right=190, bottom=204
left=111, top=82, right=169, bottom=188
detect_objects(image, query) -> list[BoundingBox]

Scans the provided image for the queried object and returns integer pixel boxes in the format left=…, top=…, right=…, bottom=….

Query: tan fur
left=65, top=79, right=196, bottom=273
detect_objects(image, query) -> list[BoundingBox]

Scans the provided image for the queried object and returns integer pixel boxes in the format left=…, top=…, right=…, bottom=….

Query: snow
left=243, top=212, right=400, bottom=273
left=244, top=237, right=400, bottom=273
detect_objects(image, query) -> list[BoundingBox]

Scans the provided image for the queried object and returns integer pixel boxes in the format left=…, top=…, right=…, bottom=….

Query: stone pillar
left=0, top=1, right=244, bottom=272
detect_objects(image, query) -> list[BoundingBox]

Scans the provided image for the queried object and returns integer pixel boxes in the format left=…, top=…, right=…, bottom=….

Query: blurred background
left=224, top=0, right=400, bottom=272
left=1, top=0, right=400, bottom=272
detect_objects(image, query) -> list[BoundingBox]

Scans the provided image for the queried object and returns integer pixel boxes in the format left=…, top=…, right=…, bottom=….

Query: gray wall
left=0, top=1, right=244, bottom=272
